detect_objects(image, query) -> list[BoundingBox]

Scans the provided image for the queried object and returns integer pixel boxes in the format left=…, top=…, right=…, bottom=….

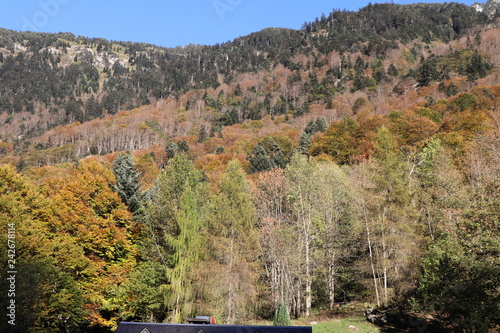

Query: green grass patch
left=312, top=316, right=380, bottom=333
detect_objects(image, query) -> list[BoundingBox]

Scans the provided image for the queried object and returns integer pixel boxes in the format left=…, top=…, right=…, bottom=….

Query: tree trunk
left=328, top=257, right=335, bottom=309
left=227, top=238, right=234, bottom=324
left=364, top=206, right=381, bottom=307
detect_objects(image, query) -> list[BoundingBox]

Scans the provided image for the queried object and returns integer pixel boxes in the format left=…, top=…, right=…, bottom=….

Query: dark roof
left=115, top=322, right=312, bottom=333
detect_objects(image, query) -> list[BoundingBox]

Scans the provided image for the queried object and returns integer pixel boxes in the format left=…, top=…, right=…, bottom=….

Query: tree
left=165, top=182, right=208, bottom=322
left=0, top=165, right=88, bottom=332
left=273, top=303, right=291, bottom=326
left=247, top=142, right=276, bottom=173
left=304, top=120, right=318, bottom=136
left=203, top=160, right=260, bottom=324
left=299, top=133, right=311, bottom=155
left=310, top=118, right=359, bottom=164
left=364, top=127, right=419, bottom=305
left=113, top=151, right=144, bottom=214
left=177, top=140, right=189, bottom=153
left=46, top=160, right=136, bottom=329
left=165, top=141, right=179, bottom=161
left=387, top=64, right=398, bottom=77
left=417, top=57, right=439, bottom=87
left=418, top=178, right=500, bottom=332
left=146, top=153, right=208, bottom=322
left=313, top=163, right=355, bottom=309
left=466, top=51, right=491, bottom=81
left=253, top=169, right=300, bottom=314
left=315, top=117, right=328, bottom=132
left=285, top=154, right=317, bottom=317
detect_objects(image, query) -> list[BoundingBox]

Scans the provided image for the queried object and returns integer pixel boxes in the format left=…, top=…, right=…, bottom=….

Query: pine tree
left=387, top=63, right=398, bottom=77
left=113, top=151, right=143, bottom=214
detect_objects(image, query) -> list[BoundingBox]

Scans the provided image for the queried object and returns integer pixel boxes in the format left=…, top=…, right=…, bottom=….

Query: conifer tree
left=273, top=303, right=291, bottom=326
left=299, top=133, right=312, bottom=154
left=247, top=142, right=276, bottom=173
left=113, top=151, right=143, bottom=214
left=204, top=160, right=260, bottom=324
left=177, top=140, right=189, bottom=153
left=165, top=141, right=179, bottom=160
left=304, top=120, right=318, bottom=136
left=146, top=153, right=208, bottom=322
left=315, top=117, right=328, bottom=132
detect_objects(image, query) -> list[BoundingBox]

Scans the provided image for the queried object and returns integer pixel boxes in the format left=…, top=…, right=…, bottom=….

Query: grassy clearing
left=312, top=316, right=380, bottom=333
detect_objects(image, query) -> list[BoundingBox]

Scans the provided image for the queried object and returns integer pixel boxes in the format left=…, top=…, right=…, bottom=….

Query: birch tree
left=285, top=154, right=317, bottom=317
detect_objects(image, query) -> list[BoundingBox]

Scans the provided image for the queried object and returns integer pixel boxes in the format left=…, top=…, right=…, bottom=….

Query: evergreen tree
left=268, top=139, right=287, bottom=169
left=198, top=126, right=208, bottom=143
left=466, top=51, right=491, bottom=81
left=299, top=133, right=312, bottom=154
left=387, top=63, right=398, bottom=77
left=304, top=120, right=318, bottom=136
left=165, top=141, right=179, bottom=161
left=214, top=145, right=225, bottom=154
left=315, top=117, right=328, bottom=132
left=177, top=140, right=189, bottom=153
left=247, top=142, right=276, bottom=173
left=113, top=151, right=143, bottom=214
left=273, top=303, right=291, bottom=326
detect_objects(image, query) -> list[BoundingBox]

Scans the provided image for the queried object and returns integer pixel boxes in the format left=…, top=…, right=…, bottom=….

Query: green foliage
left=165, top=181, right=208, bottom=322
left=204, top=160, right=261, bottom=324
left=247, top=142, right=276, bottom=173
left=165, top=141, right=179, bottom=160
left=315, top=117, right=328, bottom=132
left=113, top=151, right=143, bottom=214
left=0, top=165, right=89, bottom=332
left=451, top=92, right=478, bottom=112
left=465, top=51, right=491, bottom=81
left=177, top=140, right=189, bottom=153
left=273, top=303, right=291, bottom=326
left=310, top=118, right=359, bottom=164
left=415, top=107, right=441, bottom=123
left=313, top=316, right=380, bottom=333
left=214, top=145, right=225, bottom=154
left=417, top=57, right=440, bottom=87
left=299, top=133, right=312, bottom=154
left=387, top=64, right=398, bottom=77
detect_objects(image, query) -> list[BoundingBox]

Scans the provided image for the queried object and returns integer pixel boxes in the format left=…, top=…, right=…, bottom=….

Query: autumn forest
left=0, top=1, right=499, bottom=332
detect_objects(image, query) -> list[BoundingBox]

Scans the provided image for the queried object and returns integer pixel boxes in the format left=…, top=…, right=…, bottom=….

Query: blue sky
left=0, top=0, right=479, bottom=48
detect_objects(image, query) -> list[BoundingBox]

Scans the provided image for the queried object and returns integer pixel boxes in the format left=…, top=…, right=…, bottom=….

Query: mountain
left=0, top=1, right=499, bottom=167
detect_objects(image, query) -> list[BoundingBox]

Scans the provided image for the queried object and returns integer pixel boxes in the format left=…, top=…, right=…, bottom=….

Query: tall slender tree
left=113, top=151, right=143, bottom=215
left=203, top=160, right=261, bottom=324
left=285, top=154, right=317, bottom=317
left=146, top=153, right=208, bottom=322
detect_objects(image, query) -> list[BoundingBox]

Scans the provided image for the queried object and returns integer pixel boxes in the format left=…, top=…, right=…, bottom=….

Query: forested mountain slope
left=0, top=2, right=499, bottom=154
